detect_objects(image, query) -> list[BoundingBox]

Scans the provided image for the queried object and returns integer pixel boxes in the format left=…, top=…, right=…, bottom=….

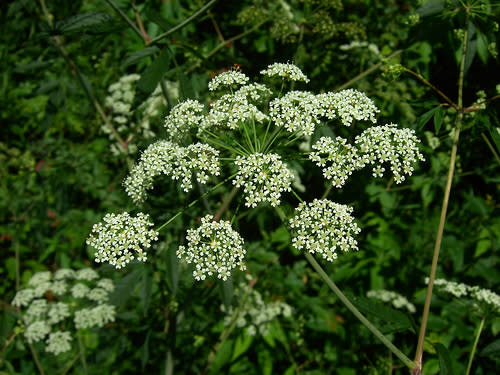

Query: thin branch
left=412, top=17, right=469, bottom=375
left=404, top=68, right=459, bottom=111
left=334, top=50, right=403, bottom=91
left=149, top=0, right=218, bottom=45
left=132, top=2, right=151, bottom=42
left=481, top=133, right=500, bottom=165
left=105, top=0, right=144, bottom=40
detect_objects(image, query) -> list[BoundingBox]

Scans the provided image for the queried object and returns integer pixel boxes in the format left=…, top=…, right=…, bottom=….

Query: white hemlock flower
left=177, top=215, right=246, bottom=281
left=269, top=91, right=320, bottom=136
left=289, top=199, right=361, bottom=261
left=45, top=331, right=72, bottom=355
left=208, top=70, right=250, bottom=91
left=317, top=89, right=379, bottom=126
left=233, top=153, right=293, bottom=207
left=86, top=212, right=159, bottom=269
left=260, top=62, right=310, bottom=83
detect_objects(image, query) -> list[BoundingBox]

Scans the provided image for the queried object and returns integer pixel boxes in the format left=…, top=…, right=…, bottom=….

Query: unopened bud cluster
left=12, top=269, right=115, bottom=355
left=367, top=289, right=416, bottom=313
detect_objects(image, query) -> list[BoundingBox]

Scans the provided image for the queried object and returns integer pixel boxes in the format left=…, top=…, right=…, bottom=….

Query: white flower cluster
left=208, top=70, right=250, bottom=91
left=316, top=89, right=379, bottom=126
left=431, top=278, right=500, bottom=315
left=355, top=124, right=425, bottom=183
left=11, top=268, right=115, bottom=354
left=260, top=62, right=310, bottom=83
left=164, top=99, right=205, bottom=143
left=177, top=215, right=246, bottom=281
left=87, top=212, right=158, bottom=269
left=309, top=136, right=364, bottom=188
left=233, top=153, right=293, bottom=207
left=202, top=92, right=268, bottom=131
left=269, top=91, right=320, bottom=136
left=289, top=199, right=361, bottom=261
left=124, top=141, right=220, bottom=204
left=221, top=280, right=292, bottom=336
left=367, top=289, right=416, bottom=313
left=102, top=74, right=175, bottom=155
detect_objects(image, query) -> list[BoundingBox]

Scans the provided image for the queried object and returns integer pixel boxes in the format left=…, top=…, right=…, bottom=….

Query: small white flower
left=310, top=136, right=364, bottom=188
left=12, top=289, right=36, bottom=307
left=269, top=91, right=319, bottom=136
left=25, top=299, right=48, bottom=324
left=47, top=302, right=71, bottom=324
left=45, top=331, right=72, bottom=355
left=88, top=288, right=110, bottom=304
left=71, top=283, right=90, bottom=299
left=289, top=199, right=361, bottom=261
left=260, top=63, right=310, bottom=83
left=54, top=268, right=76, bottom=280
left=76, top=268, right=99, bottom=281
left=86, top=212, right=159, bottom=269
left=208, top=70, right=250, bottom=91
left=25, top=321, right=51, bottom=344
left=164, top=99, right=205, bottom=143
left=177, top=215, right=246, bottom=281
left=28, top=271, right=52, bottom=287
left=355, top=124, right=425, bottom=183
left=233, top=153, right=293, bottom=207
left=367, top=289, right=416, bottom=313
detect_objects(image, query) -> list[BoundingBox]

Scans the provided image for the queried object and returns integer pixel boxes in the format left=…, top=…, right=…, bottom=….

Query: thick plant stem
left=304, top=252, right=417, bottom=370
left=465, top=317, right=486, bottom=375
left=412, top=19, right=469, bottom=374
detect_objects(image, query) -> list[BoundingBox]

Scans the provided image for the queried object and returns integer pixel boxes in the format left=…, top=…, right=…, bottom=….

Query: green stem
left=412, top=18, right=469, bottom=375
left=29, top=343, right=46, bottom=375
left=149, top=0, right=218, bottom=45
left=104, top=0, right=144, bottom=41
left=274, top=207, right=416, bottom=370
left=481, top=132, right=500, bottom=165
left=465, top=317, right=486, bottom=375
left=156, top=173, right=237, bottom=232
left=77, top=333, right=88, bottom=375
left=304, top=252, right=417, bottom=370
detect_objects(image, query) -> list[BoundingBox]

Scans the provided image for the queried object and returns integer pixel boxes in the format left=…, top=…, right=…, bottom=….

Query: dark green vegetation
left=1, top=0, right=500, bottom=374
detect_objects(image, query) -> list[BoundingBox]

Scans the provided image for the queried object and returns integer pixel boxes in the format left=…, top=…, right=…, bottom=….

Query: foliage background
left=1, top=0, right=500, bottom=374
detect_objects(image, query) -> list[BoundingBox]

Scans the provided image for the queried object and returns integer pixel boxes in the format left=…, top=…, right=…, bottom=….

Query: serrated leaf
left=434, top=106, right=444, bottom=133
left=132, top=49, right=171, bottom=110
left=434, top=343, right=454, bottom=375
left=417, top=106, right=440, bottom=130
left=481, top=338, right=500, bottom=356
left=121, top=47, right=160, bottom=68
left=57, top=12, right=113, bottom=34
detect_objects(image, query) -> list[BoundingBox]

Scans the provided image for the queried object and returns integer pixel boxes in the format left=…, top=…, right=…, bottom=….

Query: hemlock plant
left=85, top=63, right=425, bottom=369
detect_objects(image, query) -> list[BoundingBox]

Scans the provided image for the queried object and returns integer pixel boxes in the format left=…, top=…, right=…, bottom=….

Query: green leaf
left=133, top=49, right=171, bottom=110
left=209, top=339, right=234, bottom=375
left=476, top=29, right=489, bottom=64
left=140, top=330, right=152, bottom=371
left=56, top=12, right=113, bottom=34
left=433, top=343, right=454, bottom=375
left=416, top=106, right=440, bottom=130
left=109, top=266, right=142, bottom=306
left=231, top=333, right=253, bottom=361
left=488, top=125, right=500, bottom=154
left=121, top=47, right=160, bottom=68
left=481, top=338, right=500, bottom=357
left=434, top=106, right=444, bottom=133
left=351, top=296, right=413, bottom=334
left=141, top=264, right=153, bottom=315
left=416, top=0, right=445, bottom=17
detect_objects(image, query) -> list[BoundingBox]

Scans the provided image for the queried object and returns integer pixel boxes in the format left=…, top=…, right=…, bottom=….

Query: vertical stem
left=15, top=239, right=20, bottom=291
left=304, top=252, right=417, bottom=370
left=77, top=333, right=88, bottom=375
left=29, top=343, right=46, bottom=375
left=412, top=18, right=469, bottom=374
left=465, top=317, right=486, bottom=375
